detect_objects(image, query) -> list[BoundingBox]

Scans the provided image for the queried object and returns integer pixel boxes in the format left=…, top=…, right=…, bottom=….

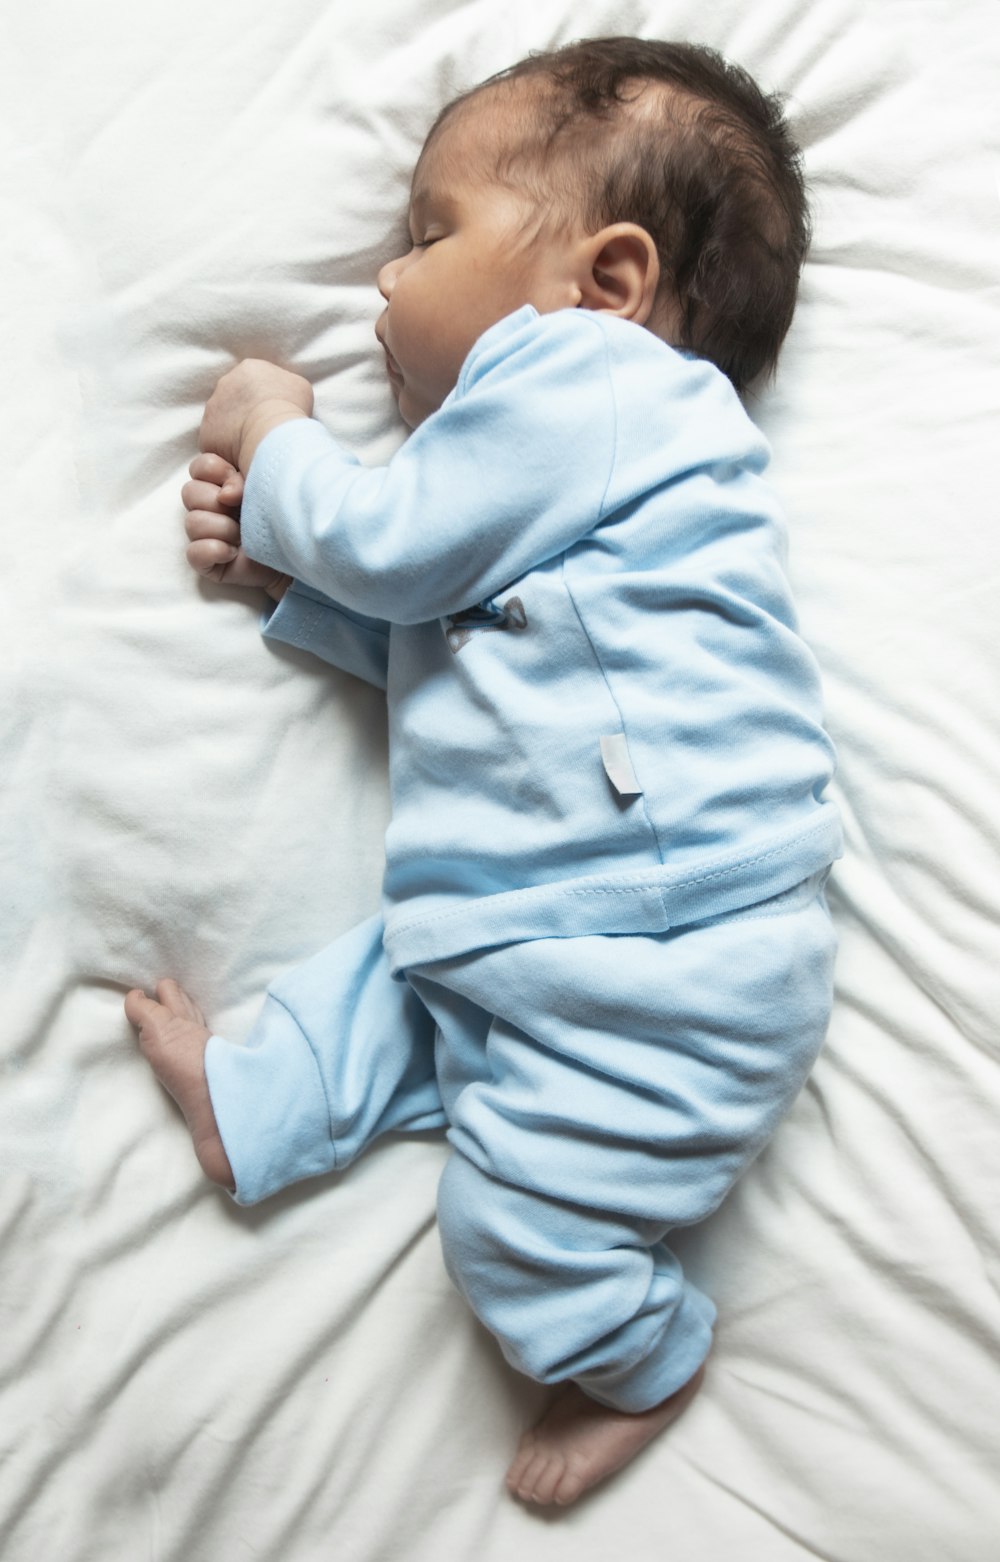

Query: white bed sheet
left=2, top=1, right=999, bottom=1557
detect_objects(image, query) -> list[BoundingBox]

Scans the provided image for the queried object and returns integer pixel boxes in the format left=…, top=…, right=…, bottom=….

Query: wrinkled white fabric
left=3, top=2, right=999, bottom=1559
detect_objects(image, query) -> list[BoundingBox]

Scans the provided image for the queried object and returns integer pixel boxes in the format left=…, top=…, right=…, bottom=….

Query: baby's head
left=376, top=37, right=810, bottom=427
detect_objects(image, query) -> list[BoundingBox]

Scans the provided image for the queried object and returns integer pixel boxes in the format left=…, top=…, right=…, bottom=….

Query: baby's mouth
left=376, top=327, right=404, bottom=386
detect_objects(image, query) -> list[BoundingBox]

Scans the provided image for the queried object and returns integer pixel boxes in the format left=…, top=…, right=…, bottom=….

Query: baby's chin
left=394, top=384, right=438, bottom=430
left=384, top=361, right=450, bottom=429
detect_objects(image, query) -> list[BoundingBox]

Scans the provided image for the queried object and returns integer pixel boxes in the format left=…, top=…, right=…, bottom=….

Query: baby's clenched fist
left=183, top=453, right=290, bottom=599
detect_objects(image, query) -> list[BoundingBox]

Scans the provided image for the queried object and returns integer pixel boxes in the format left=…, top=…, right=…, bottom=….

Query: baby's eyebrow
left=406, top=189, right=429, bottom=239
left=408, top=186, right=456, bottom=239
left=410, top=184, right=459, bottom=219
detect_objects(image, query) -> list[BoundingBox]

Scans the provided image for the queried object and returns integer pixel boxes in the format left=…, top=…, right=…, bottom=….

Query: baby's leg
left=125, top=981, right=234, bottom=1188
left=427, top=872, right=836, bottom=1505
left=128, top=915, right=445, bottom=1205
left=436, top=1151, right=715, bottom=1506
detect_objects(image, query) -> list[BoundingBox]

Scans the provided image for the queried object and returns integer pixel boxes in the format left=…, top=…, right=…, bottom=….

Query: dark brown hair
left=430, top=37, right=811, bottom=391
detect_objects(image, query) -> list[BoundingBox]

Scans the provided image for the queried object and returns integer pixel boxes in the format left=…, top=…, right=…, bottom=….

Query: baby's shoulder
left=454, top=306, right=766, bottom=475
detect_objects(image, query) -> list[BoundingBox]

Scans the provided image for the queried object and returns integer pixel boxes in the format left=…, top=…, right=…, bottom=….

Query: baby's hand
left=199, top=360, right=313, bottom=474
left=183, top=454, right=291, bottom=600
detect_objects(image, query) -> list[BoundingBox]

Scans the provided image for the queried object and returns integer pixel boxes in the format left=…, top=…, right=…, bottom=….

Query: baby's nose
left=377, top=257, right=402, bottom=300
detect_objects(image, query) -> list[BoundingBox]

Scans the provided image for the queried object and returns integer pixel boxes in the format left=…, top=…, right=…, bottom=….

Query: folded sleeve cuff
left=262, top=582, right=390, bottom=690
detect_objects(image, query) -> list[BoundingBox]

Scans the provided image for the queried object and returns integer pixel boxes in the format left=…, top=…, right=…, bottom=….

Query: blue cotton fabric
left=238, top=306, right=841, bottom=967
left=205, top=875, right=835, bottom=1410
left=204, top=306, right=841, bottom=1410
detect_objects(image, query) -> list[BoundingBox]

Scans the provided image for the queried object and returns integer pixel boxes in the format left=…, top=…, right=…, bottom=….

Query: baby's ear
left=578, top=224, right=661, bottom=325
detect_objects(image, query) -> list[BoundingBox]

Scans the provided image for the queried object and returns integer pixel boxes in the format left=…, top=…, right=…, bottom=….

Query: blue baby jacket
left=239, top=305, right=841, bottom=973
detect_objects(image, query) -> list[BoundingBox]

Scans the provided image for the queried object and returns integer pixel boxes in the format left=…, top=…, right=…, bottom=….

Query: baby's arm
left=236, top=313, right=620, bottom=625
left=183, top=453, right=291, bottom=601
left=184, top=451, right=392, bottom=689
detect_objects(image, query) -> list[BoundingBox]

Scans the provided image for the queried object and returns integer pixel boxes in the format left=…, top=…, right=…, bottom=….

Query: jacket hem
left=383, top=804, right=842, bottom=974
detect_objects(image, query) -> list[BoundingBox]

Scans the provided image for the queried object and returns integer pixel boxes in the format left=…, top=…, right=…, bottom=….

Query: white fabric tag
left=600, top=734, right=643, bottom=797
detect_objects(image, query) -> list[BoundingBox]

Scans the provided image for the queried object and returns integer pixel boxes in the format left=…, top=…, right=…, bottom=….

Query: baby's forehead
left=412, top=71, right=676, bottom=208
left=412, top=80, right=538, bottom=199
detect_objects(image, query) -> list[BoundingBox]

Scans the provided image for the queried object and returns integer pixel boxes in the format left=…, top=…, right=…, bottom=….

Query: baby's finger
left=187, top=538, right=240, bottom=576
left=186, top=540, right=271, bottom=590
left=184, top=509, right=241, bottom=546
left=181, top=478, right=239, bottom=515
left=218, top=471, right=244, bottom=506
left=189, top=453, right=239, bottom=485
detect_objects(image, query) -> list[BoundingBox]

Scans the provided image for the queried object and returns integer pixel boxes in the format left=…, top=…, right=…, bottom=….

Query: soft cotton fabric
left=241, top=305, right=842, bottom=970
left=5, top=2, right=999, bottom=1556
left=207, top=873, right=834, bottom=1409
left=204, top=301, right=839, bottom=1412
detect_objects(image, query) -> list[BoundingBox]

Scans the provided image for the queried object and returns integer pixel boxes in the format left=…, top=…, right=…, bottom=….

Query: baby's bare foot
left=506, top=1363, right=706, bottom=1508
left=124, top=980, right=234, bottom=1190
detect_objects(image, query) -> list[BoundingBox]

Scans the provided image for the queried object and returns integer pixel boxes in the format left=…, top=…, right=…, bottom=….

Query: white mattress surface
left=2, top=1, right=999, bottom=1557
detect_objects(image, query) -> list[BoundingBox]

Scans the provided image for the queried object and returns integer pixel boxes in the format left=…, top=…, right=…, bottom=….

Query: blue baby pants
left=204, top=871, right=835, bottom=1412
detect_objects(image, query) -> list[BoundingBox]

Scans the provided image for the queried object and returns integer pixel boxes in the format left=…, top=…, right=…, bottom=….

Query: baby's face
left=375, top=93, right=584, bottom=428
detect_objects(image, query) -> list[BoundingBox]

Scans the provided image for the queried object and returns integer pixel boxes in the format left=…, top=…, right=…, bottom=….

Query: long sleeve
left=237, top=307, right=618, bottom=625
left=261, top=581, right=390, bottom=689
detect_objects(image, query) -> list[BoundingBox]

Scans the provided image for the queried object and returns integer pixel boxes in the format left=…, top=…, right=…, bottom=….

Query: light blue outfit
left=204, top=306, right=841, bottom=1412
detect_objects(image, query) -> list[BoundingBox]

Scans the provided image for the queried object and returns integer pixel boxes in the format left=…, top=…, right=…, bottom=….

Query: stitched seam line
left=386, top=817, right=838, bottom=939
left=266, top=991, right=339, bottom=1169
left=562, top=555, right=666, bottom=864
left=294, top=591, right=391, bottom=637
left=560, top=320, right=665, bottom=859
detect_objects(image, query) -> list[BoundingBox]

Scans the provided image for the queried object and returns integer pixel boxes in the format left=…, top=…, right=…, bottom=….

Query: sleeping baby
left=125, top=36, right=840, bottom=1508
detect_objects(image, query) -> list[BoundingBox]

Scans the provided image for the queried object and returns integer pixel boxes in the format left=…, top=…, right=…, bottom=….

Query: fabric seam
left=385, top=814, right=839, bottom=939
left=265, top=991, right=340, bottom=1170
left=292, top=590, right=391, bottom=638
left=561, top=554, right=665, bottom=864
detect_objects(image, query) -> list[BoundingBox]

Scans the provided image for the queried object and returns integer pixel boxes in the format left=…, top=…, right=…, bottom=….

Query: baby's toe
left=155, top=979, right=206, bottom=1025
left=124, top=988, right=160, bottom=1030
left=527, top=1452, right=567, bottom=1506
left=552, top=1456, right=588, bottom=1507
left=509, top=1448, right=558, bottom=1505
left=505, top=1446, right=533, bottom=1495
